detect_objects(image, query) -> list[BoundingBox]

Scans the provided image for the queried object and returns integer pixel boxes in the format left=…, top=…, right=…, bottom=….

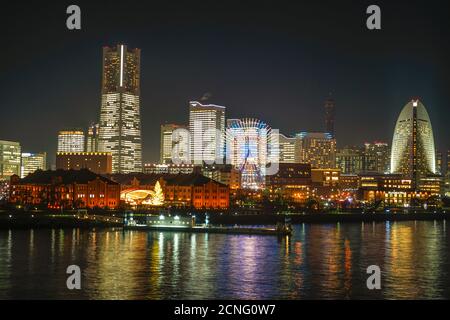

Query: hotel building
left=189, top=101, right=225, bottom=165
left=98, top=44, right=142, bottom=173
left=296, top=132, right=336, bottom=169
left=363, top=142, right=390, bottom=173
left=391, top=99, right=436, bottom=186
left=57, top=130, right=85, bottom=152
left=336, top=146, right=364, bottom=174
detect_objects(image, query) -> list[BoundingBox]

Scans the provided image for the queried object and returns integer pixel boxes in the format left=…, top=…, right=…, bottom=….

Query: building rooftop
left=108, top=173, right=228, bottom=187
left=16, top=169, right=118, bottom=185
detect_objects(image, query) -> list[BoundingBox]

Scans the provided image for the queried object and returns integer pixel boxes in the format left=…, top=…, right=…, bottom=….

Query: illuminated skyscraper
left=0, top=140, right=21, bottom=181
left=57, top=130, right=85, bottom=152
left=160, top=124, right=189, bottom=164
left=277, top=133, right=301, bottom=163
left=336, top=146, right=364, bottom=174
left=98, top=44, right=142, bottom=173
left=324, top=96, right=335, bottom=138
left=363, top=142, right=390, bottom=173
left=21, top=152, right=46, bottom=178
left=86, top=123, right=99, bottom=152
left=296, top=132, right=336, bottom=169
left=189, top=101, right=225, bottom=165
left=391, top=99, right=436, bottom=184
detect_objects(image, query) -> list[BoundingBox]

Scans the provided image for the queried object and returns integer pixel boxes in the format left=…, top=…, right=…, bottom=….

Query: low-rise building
left=265, top=163, right=311, bottom=203
left=358, top=173, right=441, bottom=206
left=143, top=163, right=196, bottom=175
left=56, top=152, right=112, bottom=175
left=115, top=173, right=230, bottom=210
left=9, top=169, right=120, bottom=209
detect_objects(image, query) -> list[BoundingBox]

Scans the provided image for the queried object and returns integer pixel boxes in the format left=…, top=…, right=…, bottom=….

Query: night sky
left=1, top=0, right=449, bottom=164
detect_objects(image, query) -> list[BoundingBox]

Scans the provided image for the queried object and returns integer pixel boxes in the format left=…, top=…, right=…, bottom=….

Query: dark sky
left=1, top=0, right=449, bottom=164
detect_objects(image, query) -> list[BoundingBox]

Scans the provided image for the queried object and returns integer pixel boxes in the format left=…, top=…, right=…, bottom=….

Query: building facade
left=86, top=123, right=99, bottom=152
left=265, top=163, right=312, bottom=204
left=189, top=101, right=225, bottom=165
left=57, top=130, right=85, bottom=153
left=56, top=152, right=113, bottom=175
left=277, top=133, right=301, bottom=163
left=358, top=173, right=440, bottom=207
left=143, top=163, right=196, bottom=175
left=0, top=140, right=21, bottom=181
left=363, top=142, right=390, bottom=173
left=336, top=146, right=364, bottom=174
left=296, top=132, right=336, bottom=169
left=21, top=152, right=46, bottom=178
left=9, top=169, right=120, bottom=209
left=324, top=96, right=335, bottom=138
left=160, top=124, right=189, bottom=164
left=116, top=173, right=230, bottom=209
left=98, top=44, right=142, bottom=174
left=391, top=99, right=436, bottom=185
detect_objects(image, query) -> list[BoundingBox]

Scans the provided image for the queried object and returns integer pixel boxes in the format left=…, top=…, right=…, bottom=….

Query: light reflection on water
left=0, top=221, right=449, bottom=299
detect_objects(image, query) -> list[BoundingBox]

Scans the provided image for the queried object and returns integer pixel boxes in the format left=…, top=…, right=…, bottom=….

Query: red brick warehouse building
left=9, top=169, right=120, bottom=209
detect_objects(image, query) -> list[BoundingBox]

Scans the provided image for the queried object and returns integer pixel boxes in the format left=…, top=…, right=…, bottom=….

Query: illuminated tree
left=152, top=181, right=165, bottom=206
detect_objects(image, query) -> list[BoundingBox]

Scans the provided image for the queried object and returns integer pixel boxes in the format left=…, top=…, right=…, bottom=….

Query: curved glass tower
left=390, top=99, right=436, bottom=182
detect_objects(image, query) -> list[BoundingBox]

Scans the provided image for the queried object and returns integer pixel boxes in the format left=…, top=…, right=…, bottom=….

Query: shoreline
left=0, top=210, right=448, bottom=229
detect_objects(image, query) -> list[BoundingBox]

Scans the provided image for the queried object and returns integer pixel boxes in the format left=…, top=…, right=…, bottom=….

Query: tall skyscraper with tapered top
left=98, top=44, right=142, bottom=173
left=324, top=95, right=335, bottom=138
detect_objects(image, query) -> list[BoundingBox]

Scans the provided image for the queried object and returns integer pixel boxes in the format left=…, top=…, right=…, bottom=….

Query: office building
left=0, top=140, right=21, bottom=181
left=324, top=96, right=335, bottom=137
left=189, top=101, right=225, bottom=165
left=160, top=124, right=189, bottom=164
left=296, top=132, right=336, bottom=169
left=21, top=152, right=46, bottom=178
left=277, top=133, right=301, bottom=163
left=363, top=142, right=390, bottom=173
left=57, top=130, right=85, bottom=152
left=86, top=123, right=99, bottom=152
left=98, top=44, right=142, bottom=173
left=336, top=146, right=364, bottom=174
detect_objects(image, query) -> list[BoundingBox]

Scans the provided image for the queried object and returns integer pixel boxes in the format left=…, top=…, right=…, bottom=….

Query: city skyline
left=1, top=1, right=449, bottom=164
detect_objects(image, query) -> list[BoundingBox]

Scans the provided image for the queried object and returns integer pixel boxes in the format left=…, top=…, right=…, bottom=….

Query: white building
left=21, top=152, right=46, bottom=178
left=391, top=99, right=436, bottom=181
left=160, top=124, right=189, bottom=164
left=189, top=101, right=225, bottom=165
left=57, top=130, right=85, bottom=153
left=0, top=140, right=21, bottom=181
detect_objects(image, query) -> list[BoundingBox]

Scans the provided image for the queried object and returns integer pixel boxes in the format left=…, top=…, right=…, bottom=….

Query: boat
left=123, top=213, right=292, bottom=236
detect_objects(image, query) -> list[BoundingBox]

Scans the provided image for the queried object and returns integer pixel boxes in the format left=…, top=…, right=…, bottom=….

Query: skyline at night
left=1, top=1, right=449, bottom=164
left=2, top=0, right=450, bottom=305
